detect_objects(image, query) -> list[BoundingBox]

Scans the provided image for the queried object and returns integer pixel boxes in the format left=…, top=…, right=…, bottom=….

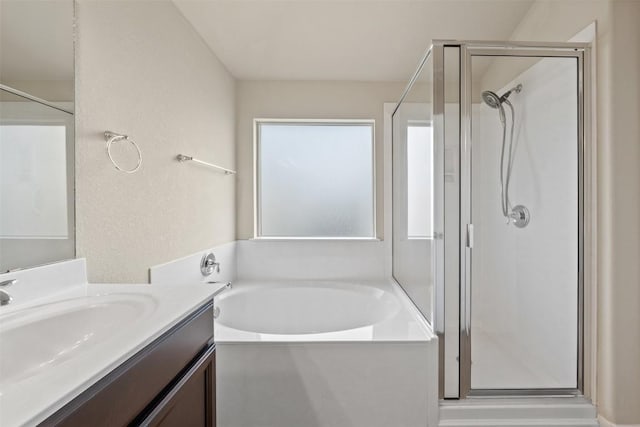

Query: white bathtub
left=214, top=280, right=438, bottom=427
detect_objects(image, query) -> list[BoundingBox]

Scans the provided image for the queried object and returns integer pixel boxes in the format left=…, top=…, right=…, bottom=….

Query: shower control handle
left=510, top=205, right=531, bottom=228
left=466, top=224, right=474, bottom=248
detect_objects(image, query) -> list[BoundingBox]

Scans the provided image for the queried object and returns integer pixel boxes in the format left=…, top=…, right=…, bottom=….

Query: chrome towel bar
left=176, top=154, right=236, bottom=175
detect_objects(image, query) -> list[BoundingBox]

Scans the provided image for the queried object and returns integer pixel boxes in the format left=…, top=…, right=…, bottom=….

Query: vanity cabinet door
left=138, top=345, right=216, bottom=427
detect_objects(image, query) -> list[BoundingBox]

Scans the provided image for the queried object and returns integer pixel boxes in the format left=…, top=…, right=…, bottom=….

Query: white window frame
left=253, top=118, right=377, bottom=240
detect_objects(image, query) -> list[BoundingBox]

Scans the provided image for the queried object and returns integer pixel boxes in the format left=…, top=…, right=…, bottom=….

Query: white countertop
left=0, top=266, right=227, bottom=427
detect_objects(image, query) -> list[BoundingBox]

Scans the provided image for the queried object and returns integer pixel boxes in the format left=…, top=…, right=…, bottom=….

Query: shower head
left=482, top=89, right=506, bottom=124
left=482, top=84, right=523, bottom=109
left=482, top=90, right=502, bottom=109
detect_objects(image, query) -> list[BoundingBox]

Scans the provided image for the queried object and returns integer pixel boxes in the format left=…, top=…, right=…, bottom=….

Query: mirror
left=0, top=0, right=75, bottom=272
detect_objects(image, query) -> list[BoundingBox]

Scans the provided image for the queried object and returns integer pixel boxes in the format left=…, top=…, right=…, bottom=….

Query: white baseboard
left=598, top=415, right=640, bottom=427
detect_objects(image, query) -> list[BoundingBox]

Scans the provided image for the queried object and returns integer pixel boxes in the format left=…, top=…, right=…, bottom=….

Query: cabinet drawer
left=136, top=345, right=215, bottom=427
left=43, top=300, right=214, bottom=427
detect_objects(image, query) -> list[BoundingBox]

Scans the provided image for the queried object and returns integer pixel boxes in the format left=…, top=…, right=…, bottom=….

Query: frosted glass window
left=257, top=121, right=375, bottom=238
left=0, top=125, right=68, bottom=238
left=407, top=125, right=433, bottom=238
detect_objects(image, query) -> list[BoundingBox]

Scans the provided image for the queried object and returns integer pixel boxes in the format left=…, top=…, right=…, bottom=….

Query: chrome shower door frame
left=431, top=40, right=592, bottom=399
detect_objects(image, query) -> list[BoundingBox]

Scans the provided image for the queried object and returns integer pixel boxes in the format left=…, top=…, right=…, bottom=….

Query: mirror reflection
left=0, top=0, right=74, bottom=103
left=0, top=1, right=75, bottom=272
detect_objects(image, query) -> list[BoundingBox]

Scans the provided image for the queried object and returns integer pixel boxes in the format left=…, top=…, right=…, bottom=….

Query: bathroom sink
left=0, top=294, right=158, bottom=387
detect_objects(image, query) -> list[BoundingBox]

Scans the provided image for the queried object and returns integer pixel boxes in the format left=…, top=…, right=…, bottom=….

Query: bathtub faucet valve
left=201, top=252, right=220, bottom=276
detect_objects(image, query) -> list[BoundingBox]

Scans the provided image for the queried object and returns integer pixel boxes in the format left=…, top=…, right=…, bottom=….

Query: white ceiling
left=174, top=0, right=535, bottom=82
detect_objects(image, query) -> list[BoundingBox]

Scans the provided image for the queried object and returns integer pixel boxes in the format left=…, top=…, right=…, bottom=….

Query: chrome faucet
left=0, top=279, right=17, bottom=306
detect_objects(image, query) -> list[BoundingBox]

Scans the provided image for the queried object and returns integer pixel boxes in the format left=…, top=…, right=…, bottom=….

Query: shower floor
left=471, top=327, right=564, bottom=390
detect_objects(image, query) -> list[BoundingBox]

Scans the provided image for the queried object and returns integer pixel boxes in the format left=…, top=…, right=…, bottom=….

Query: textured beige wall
left=235, top=80, right=412, bottom=240
left=509, top=0, right=640, bottom=424
left=75, top=1, right=236, bottom=283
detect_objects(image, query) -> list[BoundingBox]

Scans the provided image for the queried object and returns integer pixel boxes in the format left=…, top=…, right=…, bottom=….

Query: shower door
left=460, top=45, right=587, bottom=396
left=393, top=41, right=591, bottom=398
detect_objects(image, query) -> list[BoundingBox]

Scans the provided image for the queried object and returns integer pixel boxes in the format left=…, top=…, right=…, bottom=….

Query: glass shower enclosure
left=392, top=41, right=591, bottom=399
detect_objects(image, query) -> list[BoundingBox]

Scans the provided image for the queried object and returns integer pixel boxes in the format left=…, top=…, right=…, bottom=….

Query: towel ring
left=104, top=131, right=142, bottom=174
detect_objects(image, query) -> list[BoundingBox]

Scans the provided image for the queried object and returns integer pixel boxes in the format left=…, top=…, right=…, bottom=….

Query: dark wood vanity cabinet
left=137, top=347, right=215, bottom=427
left=42, top=300, right=216, bottom=427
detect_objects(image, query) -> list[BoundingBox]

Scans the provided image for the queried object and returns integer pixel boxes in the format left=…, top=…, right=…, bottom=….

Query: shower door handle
left=466, top=224, right=474, bottom=248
